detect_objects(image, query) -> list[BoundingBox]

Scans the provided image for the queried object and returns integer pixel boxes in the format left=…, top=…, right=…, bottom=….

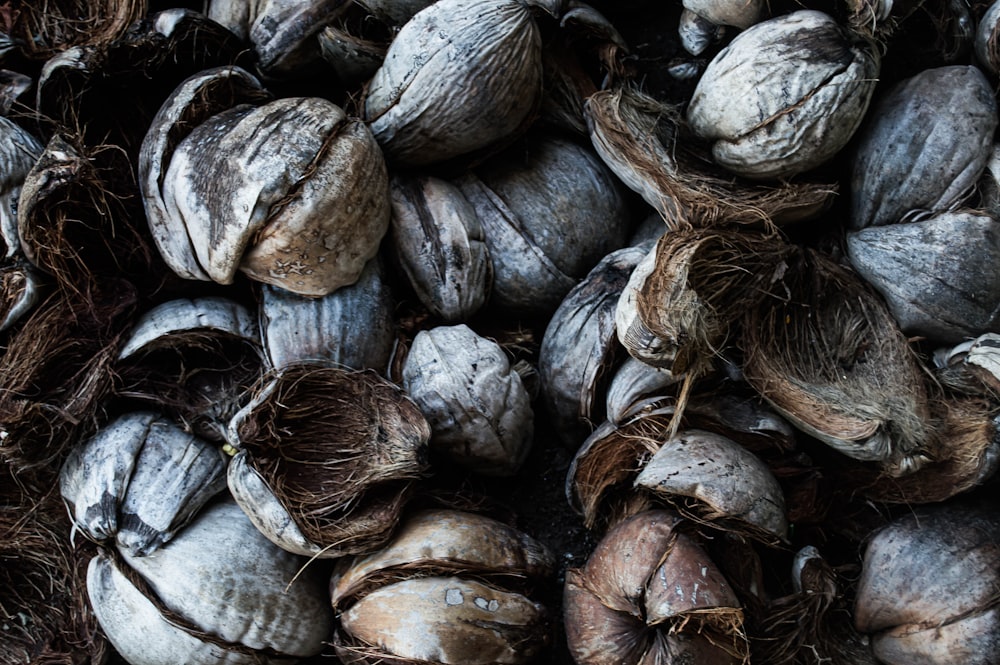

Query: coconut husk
left=741, top=248, right=936, bottom=477
left=632, top=227, right=794, bottom=376
left=34, top=9, right=248, bottom=158
left=113, top=330, right=263, bottom=444
left=749, top=550, right=876, bottom=665
left=232, top=363, right=432, bottom=551
left=17, top=133, right=158, bottom=295
left=0, top=464, right=107, bottom=665
left=584, top=86, right=837, bottom=230
left=0, top=279, right=137, bottom=475
left=836, top=396, right=999, bottom=504
left=4, top=0, right=146, bottom=62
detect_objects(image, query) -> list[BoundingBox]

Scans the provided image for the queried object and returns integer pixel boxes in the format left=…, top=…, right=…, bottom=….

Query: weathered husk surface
left=228, top=364, right=431, bottom=555
left=849, top=65, right=997, bottom=230
left=854, top=502, right=1000, bottom=665
left=585, top=86, right=837, bottom=229
left=687, top=10, right=880, bottom=180
left=1, top=469, right=107, bottom=665
left=539, top=245, right=647, bottom=448
left=457, top=135, right=631, bottom=316
left=88, top=497, right=334, bottom=665
left=740, top=248, right=935, bottom=476
left=363, top=0, right=548, bottom=166
left=846, top=210, right=1000, bottom=344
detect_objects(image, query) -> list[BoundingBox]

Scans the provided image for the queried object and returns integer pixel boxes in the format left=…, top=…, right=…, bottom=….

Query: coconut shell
left=227, top=364, right=431, bottom=556
left=585, top=86, right=837, bottom=229
left=563, top=509, right=747, bottom=665
left=634, top=428, right=788, bottom=544
left=402, top=324, right=534, bottom=476
left=259, top=257, right=396, bottom=373
left=330, top=509, right=555, bottom=606
left=89, top=497, right=334, bottom=665
left=363, top=0, right=549, bottom=166
left=741, top=248, right=935, bottom=476
left=687, top=10, right=880, bottom=180
left=854, top=503, right=1000, bottom=665
left=846, top=210, right=1000, bottom=344
left=539, top=245, right=647, bottom=448
left=975, top=0, right=1000, bottom=75
left=850, top=65, right=997, bottom=230
left=389, top=174, right=491, bottom=322
left=6, top=0, right=145, bottom=61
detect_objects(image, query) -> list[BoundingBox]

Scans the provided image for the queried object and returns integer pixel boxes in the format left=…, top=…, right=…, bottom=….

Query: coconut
left=741, top=248, right=935, bottom=476
left=585, top=86, right=837, bottom=228
left=226, top=363, right=431, bottom=557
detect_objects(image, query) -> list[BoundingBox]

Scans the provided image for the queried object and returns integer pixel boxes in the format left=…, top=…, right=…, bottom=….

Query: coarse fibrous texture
left=5, top=0, right=146, bottom=61
left=228, top=364, right=431, bottom=556
left=585, top=86, right=837, bottom=229
left=619, top=227, right=792, bottom=375
left=1, top=469, right=108, bottom=665
left=364, top=0, right=551, bottom=166
left=849, top=65, right=997, bottom=230
left=740, top=248, right=935, bottom=476
left=687, top=10, right=880, bottom=180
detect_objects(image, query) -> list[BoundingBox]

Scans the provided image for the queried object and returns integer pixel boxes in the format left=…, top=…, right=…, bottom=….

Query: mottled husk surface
left=232, top=364, right=431, bottom=552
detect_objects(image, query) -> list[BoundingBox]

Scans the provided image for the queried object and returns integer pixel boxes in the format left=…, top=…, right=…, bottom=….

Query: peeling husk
left=740, top=248, right=934, bottom=476
left=622, top=227, right=793, bottom=374
left=18, top=133, right=156, bottom=294
left=563, top=509, right=748, bottom=665
left=585, top=86, right=837, bottom=229
left=228, top=364, right=431, bottom=555
left=113, top=297, right=263, bottom=443
left=0, top=473, right=107, bottom=665
left=833, top=397, right=1000, bottom=504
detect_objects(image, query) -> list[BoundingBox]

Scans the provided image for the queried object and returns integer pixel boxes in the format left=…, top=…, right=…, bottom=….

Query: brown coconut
left=227, top=363, right=432, bottom=556
left=740, top=248, right=936, bottom=477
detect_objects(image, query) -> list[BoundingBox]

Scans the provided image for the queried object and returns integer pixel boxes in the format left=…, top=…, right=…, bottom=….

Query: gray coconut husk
left=585, top=86, right=837, bottom=230
left=230, top=363, right=432, bottom=554
left=0, top=465, right=107, bottom=665
left=740, top=248, right=936, bottom=477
